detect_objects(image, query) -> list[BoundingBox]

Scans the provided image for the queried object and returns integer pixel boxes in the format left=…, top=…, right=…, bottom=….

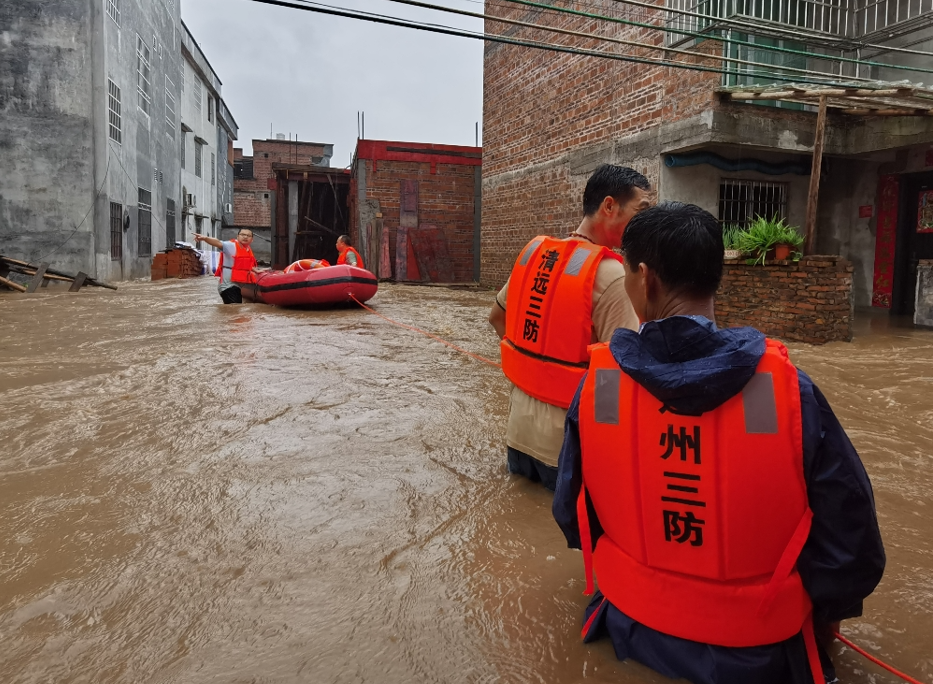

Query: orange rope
left=834, top=632, right=927, bottom=684
left=350, top=295, right=502, bottom=368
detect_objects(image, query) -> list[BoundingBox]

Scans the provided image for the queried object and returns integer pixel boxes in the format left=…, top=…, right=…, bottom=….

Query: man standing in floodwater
left=553, top=202, right=885, bottom=684
left=488, top=165, right=651, bottom=491
left=194, top=229, right=259, bottom=304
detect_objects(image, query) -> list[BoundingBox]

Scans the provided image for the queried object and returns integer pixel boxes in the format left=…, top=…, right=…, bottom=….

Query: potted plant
left=722, top=224, right=744, bottom=260
left=773, top=223, right=804, bottom=261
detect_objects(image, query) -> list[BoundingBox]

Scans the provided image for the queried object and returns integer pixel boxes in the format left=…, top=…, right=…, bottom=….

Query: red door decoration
left=917, top=190, right=933, bottom=233
left=871, top=175, right=899, bottom=308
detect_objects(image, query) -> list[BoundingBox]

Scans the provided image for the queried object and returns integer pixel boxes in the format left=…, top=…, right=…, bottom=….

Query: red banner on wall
left=872, top=175, right=899, bottom=308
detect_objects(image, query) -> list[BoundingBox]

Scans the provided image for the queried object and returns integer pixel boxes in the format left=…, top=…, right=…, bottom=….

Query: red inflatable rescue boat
left=240, top=265, right=378, bottom=308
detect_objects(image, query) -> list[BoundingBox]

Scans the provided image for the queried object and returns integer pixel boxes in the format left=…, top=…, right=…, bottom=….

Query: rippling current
left=0, top=279, right=930, bottom=683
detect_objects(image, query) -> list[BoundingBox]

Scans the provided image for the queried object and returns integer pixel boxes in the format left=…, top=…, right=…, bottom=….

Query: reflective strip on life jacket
left=501, top=236, right=620, bottom=409
left=577, top=339, right=814, bottom=651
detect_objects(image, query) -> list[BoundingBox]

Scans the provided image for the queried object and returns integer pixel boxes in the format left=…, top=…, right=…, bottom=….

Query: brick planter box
left=717, top=256, right=853, bottom=345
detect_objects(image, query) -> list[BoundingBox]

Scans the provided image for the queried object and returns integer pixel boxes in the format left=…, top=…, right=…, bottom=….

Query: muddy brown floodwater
left=0, top=278, right=931, bottom=684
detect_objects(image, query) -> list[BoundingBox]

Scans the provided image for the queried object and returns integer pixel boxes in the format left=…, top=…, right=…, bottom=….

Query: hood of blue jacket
left=609, top=316, right=766, bottom=416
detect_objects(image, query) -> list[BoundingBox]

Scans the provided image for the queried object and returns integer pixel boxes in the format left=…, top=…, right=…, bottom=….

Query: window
left=136, top=36, right=151, bottom=115
left=211, top=153, right=215, bottom=186
left=208, top=95, right=214, bottom=123
left=180, top=135, right=185, bottom=170
left=194, top=142, right=202, bottom=178
left=107, top=0, right=119, bottom=26
left=164, top=75, right=175, bottom=137
left=138, top=188, right=152, bottom=256
left=193, top=78, right=202, bottom=113
left=110, top=201, right=123, bottom=260
left=166, top=199, right=176, bottom=246
left=107, top=79, right=122, bottom=143
left=719, top=179, right=788, bottom=227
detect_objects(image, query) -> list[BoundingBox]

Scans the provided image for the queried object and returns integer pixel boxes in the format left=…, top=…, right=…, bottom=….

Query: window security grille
left=108, top=79, right=122, bottom=143
left=136, top=36, right=151, bottom=116
left=719, top=179, right=788, bottom=227
left=194, top=79, right=202, bottom=113
left=110, top=201, right=123, bottom=260
left=195, top=143, right=202, bottom=178
left=165, top=75, right=176, bottom=137
left=138, top=188, right=152, bottom=256
left=208, top=96, right=214, bottom=123
left=107, top=0, right=119, bottom=26
left=166, top=199, right=176, bottom=246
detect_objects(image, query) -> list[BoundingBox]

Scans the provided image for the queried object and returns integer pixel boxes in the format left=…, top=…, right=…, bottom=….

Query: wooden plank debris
left=26, top=263, right=49, bottom=293
left=0, top=255, right=117, bottom=292
left=804, top=96, right=828, bottom=255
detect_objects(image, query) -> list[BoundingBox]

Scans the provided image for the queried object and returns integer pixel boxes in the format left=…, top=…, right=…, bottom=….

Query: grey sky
left=181, top=0, right=484, bottom=165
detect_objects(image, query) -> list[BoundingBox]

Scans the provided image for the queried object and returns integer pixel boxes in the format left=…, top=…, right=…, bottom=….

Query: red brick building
left=481, top=4, right=933, bottom=325
left=350, top=140, right=482, bottom=283
left=232, top=137, right=334, bottom=262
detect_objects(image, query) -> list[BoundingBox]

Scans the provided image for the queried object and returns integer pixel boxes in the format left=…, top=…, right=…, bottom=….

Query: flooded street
left=1, top=279, right=931, bottom=684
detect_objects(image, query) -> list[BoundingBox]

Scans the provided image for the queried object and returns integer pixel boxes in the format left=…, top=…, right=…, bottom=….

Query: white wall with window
left=179, top=52, right=219, bottom=246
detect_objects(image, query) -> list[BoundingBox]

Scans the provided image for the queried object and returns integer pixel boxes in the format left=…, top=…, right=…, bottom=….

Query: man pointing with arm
left=194, top=229, right=259, bottom=304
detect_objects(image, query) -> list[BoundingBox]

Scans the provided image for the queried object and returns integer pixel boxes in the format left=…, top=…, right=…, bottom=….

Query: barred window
left=107, top=0, right=119, bottom=26
left=180, top=135, right=186, bottom=170
left=107, top=79, right=122, bottom=143
left=208, top=95, right=214, bottom=123
left=195, top=142, right=202, bottom=178
left=136, top=36, right=151, bottom=116
left=138, top=188, right=152, bottom=256
left=164, top=75, right=176, bottom=137
left=194, top=78, right=202, bottom=113
left=211, top=152, right=215, bottom=186
left=110, top=201, right=123, bottom=260
left=166, top=198, right=176, bottom=246
left=719, top=179, right=788, bottom=227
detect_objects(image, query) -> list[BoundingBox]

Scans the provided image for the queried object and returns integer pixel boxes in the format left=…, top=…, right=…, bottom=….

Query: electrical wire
left=244, top=0, right=883, bottom=86
left=489, top=0, right=933, bottom=77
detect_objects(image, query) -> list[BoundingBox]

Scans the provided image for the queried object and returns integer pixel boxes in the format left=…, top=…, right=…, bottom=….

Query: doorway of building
left=892, top=171, right=933, bottom=316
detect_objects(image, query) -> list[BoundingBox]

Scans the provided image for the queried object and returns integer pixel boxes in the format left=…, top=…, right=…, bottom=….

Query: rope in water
left=349, top=296, right=924, bottom=684
left=834, top=632, right=927, bottom=684
left=349, top=294, right=502, bottom=368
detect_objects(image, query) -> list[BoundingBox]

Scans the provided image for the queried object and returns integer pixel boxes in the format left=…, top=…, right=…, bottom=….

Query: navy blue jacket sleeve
left=796, top=370, right=886, bottom=623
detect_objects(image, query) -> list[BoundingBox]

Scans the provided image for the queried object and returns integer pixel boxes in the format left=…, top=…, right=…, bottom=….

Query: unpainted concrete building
left=482, top=1, right=933, bottom=317
left=232, top=137, right=334, bottom=264
left=1, top=0, right=183, bottom=279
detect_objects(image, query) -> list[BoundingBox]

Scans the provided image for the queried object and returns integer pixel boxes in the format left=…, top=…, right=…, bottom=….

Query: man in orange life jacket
left=194, top=229, right=259, bottom=304
left=552, top=202, right=885, bottom=684
left=336, top=235, right=364, bottom=269
left=488, top=165, right=651, bottom=491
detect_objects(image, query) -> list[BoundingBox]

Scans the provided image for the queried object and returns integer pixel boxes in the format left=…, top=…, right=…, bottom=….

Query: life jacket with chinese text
left=337, top=246, right=364, bottom=269
left=214, top=241, right=257, bottom=284
left=576, top=339, right=824, bottom=682
left=284, top=259, right=330, bottom=274
left=501, top=236, right=621, bottom=409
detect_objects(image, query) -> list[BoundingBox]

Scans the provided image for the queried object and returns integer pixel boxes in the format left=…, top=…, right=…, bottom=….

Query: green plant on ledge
left=735, top=216, right=804, bottom=265
left=722, top=224, right=744, bottom=251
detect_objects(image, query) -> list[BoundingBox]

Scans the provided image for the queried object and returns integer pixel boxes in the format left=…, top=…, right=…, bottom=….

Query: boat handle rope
left=348, top=295, right=927, bottom=684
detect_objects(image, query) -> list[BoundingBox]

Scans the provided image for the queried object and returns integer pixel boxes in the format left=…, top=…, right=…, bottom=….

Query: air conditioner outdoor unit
left=185, top=193, right=196, bottom=207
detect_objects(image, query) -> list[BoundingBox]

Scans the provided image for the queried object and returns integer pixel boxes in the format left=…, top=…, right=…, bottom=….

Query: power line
left=490, top=0, right=933, bottom=78
left=243, top=0, right=882, bottom=86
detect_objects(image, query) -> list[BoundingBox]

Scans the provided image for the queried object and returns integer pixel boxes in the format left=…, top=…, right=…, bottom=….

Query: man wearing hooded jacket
left=553, top=202, right=885, bottom=684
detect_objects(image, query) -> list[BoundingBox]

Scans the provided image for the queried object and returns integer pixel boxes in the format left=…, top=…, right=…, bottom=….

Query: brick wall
left=717, top=257, right=853, bottom=344
left=352, top=142, right=481, bottom=283
left=480, top=0, right=734, bottom=286
left=233, top=139, right=330, bottom=230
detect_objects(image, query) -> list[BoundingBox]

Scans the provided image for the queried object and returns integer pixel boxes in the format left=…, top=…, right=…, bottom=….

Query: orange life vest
left=577, top=339, right=823, bottom=682
left=337, top=246, right=364, bottom=269
left=501, top=236, right=621, bottom=409
left=214, top=241, right=257, bottom=283
left=284, top=258, right=330, bottom=273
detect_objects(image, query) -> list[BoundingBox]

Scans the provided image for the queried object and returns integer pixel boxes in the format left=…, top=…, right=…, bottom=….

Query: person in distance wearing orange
left=488, top=165, right=651, bottom=491
left=553, top=202, right=885, bottom=684
left=336, top=235, right=364, bottom=269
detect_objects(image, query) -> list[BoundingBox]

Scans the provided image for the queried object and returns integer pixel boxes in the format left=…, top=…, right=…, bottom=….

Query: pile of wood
left=151, top=248, right=204, bottom=280
left=0, top=255, right=117, bottom=293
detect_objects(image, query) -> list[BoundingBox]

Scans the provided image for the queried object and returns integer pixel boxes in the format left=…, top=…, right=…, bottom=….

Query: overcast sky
left=181, top=0, right=484, bottom=165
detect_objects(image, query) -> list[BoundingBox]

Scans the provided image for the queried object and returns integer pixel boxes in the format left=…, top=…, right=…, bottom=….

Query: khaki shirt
left=496, top=237, right=639, bottom=468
